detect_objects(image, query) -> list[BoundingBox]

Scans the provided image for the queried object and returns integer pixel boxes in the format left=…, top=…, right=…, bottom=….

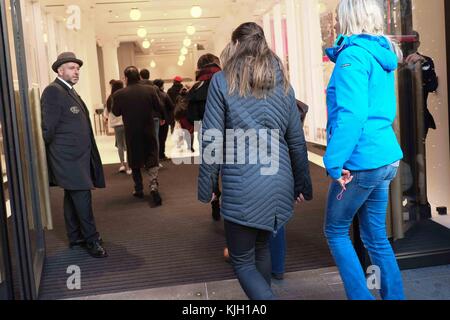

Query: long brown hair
left=220, top=22, right=289, bottom=99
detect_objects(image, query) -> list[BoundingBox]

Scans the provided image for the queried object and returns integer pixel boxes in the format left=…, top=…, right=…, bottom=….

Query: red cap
left=174, top=76, right=183, bottom=82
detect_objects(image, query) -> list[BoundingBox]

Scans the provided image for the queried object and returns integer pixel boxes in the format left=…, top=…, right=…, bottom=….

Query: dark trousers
left=159, top=123, right=169, bottom=158
left=132, top=169, right=144, bottom=192
left=63, top=190, right=99, bottom=243
left=132, top=166, right=159, bottom=192
left=224, top=219, right=275, bottom=300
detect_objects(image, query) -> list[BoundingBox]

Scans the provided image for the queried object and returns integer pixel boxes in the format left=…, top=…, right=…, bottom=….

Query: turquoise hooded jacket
left=324, top=34, right=403, bottom=179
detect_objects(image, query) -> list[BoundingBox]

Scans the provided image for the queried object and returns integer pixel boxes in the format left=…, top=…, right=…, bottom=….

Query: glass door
left=0, top=0, right=46, bottom=299
left=386, top=0, right=450, bottom=267
left=0, top=133, right=13, bottom=299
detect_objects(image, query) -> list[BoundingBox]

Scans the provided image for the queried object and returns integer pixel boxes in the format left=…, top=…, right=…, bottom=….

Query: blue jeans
left=324, top=163, right=405, bottom=300
left=224, top=220, right=275, bottom=300
left=270, top=226, right=286, bottom=276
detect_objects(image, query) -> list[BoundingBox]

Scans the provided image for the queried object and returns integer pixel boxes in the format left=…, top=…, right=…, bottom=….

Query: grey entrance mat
left=38, top=161, right=334, bottom=299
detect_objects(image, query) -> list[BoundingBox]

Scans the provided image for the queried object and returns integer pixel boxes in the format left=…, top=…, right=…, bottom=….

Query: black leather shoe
left=133, top=191, right=144, bottom=199
left=69, top=239, right=86, bottom=249
left=86, top=240, right=108, bottom=258
left=150, top=190, right=162, bottom=207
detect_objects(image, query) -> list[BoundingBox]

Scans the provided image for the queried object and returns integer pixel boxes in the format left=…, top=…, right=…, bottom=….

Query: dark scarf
left=196, top=64, right=221, bottom=81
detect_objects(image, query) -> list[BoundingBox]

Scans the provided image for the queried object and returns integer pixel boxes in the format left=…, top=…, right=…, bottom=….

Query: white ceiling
left=41, top=0, right=277, bottom=56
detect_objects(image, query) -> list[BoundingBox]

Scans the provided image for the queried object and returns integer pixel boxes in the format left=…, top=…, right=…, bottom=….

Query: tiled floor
left=70, top=265, right=450, bottom=300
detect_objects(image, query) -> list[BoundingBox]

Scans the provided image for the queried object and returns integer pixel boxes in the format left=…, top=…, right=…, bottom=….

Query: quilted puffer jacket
left=198, top=70, right=312, bottom=232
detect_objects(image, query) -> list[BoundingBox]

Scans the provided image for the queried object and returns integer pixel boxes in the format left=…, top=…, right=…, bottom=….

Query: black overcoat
left=41, top=78, right=105, bottom=190
left=112, top=83, right=163, bottom=169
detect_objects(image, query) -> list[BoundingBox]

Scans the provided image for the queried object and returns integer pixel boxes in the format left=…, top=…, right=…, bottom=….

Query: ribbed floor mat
left=38, top=161, right=334, bottom=299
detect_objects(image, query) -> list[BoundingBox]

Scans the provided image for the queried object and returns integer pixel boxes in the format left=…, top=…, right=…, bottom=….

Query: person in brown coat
left=112, top=66, right=165, bottom=207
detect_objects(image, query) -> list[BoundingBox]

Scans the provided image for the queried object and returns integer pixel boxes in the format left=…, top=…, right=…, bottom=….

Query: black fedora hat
left=52, top=52, right=83, bottom=73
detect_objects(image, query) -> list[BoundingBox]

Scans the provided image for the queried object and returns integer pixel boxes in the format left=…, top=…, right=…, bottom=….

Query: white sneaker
left=126, top=169, right=132, bottom=175
left=159, top=163, right=163, bottom=168
left=119, top=166, right=126, bottom=173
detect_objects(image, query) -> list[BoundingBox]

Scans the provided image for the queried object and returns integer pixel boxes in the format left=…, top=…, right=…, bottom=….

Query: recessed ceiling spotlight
left=183, top=38, right=192, bottom=47
left=142, top=39, right=151, bottom=49
left=186, top=25, right=196, bottom=35
left=137, top=27, right=147, bottom=38
left=130, top=8, right=141, bottom=21
left=191, top=5, right=202, bottom=18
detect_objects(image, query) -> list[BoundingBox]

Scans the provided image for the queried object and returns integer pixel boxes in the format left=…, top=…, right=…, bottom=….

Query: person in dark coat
left=198, top=23, right=312, bottom=300
left=139, top=69, right=167, bottom=160
left=112, top=66, right=164, bottom=207
left=186, top=54, right=222, bottom=125
left=41, top=52, right=107, bottom=258
left=404, top=31, right=438, bottom=137
left=153, top=79, right=175, bottom=160
left=167, top=76, right=184, bottom=104
left=139, top=68, right=153, bottom=86
left=186, top=54, right=222, bottom=221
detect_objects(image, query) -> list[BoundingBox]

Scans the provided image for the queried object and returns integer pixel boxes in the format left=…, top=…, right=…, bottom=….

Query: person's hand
left=405, top=53, right=425, bottom=65
left=211, top=193, right=217, bottom=203
left=160, top=120, right=166, bottom=126
left=336, top=169, right=353, bottom=190
left=295, top=194, right=305, bottom=204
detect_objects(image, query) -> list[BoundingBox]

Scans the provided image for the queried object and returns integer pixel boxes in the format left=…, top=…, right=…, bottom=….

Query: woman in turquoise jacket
left=323, top=0, right=405, bottom=300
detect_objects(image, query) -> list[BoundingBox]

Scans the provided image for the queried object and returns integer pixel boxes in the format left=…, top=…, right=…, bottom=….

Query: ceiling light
left=137, top=27, right=147, bottom=38
left=191, top=6, right=202, bottom=18
left=183, top=38, right=192, bottom=47
left=180, top=47, right=188, bottom=55
left=130, top=8, right=141, bottom=21
left=142, top=39, right=150, bottom=49
left=179, top=55, right=186, bottom=62
left=178, top=61, right=184, bottom=66
left=150, top=60, right=156, bottom=68
left=186, top=25, right=196, bottom=36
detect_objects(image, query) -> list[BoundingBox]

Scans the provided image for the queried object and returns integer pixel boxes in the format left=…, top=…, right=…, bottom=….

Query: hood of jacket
left=326, top=34, right=398, bottom=72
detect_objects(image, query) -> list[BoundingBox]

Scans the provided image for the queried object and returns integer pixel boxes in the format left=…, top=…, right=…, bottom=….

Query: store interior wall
left=135, top=54, right=196, bottom=83
left=412, top=0, right=450, bottom=213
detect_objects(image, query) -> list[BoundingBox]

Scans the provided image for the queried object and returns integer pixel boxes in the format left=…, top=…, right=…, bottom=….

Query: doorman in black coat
left=41, top=52, right=107, bottom=258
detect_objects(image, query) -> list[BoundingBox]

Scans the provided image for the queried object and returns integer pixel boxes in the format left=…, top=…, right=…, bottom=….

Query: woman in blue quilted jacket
left=198, top=22, right=312, bottom=300
left=323, top=0, right=405, bottom=300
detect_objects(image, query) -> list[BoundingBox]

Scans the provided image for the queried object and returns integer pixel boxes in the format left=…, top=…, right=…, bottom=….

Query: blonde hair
left=220, top=22, right=289, bottom=99
left=338, top=0, right=403, bottom=61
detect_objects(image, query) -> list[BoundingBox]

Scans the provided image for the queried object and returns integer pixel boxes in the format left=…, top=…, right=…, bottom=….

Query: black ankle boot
left=150, top=190, right=162, bottom=207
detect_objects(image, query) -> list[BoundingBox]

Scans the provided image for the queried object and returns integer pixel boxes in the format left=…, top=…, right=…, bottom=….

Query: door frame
left=446, top=0, right=450, bottom=151
left=0, top=0, right=46, bottom=300
left=0, top=163, right=13, bottom=299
